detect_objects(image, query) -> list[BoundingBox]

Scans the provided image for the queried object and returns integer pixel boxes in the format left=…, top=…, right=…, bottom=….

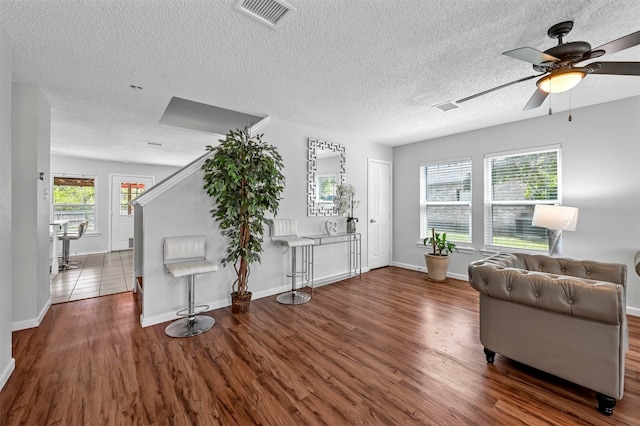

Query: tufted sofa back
left=513, top=253, right=627, bottom=284
left=468, top=253, right=627, bottom=325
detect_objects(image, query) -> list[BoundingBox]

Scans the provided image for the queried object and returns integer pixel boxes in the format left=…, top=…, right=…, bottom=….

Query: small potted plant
left=423, top=228, right=457, bottom=281
left=202, top=127, right=285, bottom=313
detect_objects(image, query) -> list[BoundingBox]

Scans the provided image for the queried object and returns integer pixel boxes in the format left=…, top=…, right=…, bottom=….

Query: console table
left=302, top=232, right=361, bottom=280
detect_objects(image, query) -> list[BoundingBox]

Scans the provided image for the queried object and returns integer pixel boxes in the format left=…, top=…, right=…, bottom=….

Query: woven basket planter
left=231, top=291, right=253, bottom=314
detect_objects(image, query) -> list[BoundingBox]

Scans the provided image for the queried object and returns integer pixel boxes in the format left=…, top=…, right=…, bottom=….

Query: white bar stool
left=163, top=236, right=217, bottom=337
left=270, top=219, right=314, bottom=305
left=58, top=221, right=88, bottom=270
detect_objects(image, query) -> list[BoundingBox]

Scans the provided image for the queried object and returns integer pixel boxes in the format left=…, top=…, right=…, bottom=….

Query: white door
left=111, top=175, right=154, bottom=251
left=368, top=159, right=392, bottom=269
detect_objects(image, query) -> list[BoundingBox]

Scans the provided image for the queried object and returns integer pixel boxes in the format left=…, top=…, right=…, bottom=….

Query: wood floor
left=1, top=266, right=639, bottom=425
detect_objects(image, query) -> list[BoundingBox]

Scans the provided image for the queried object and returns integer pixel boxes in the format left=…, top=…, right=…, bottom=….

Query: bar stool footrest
left=285, top=272, right=308, bottom=278
left=175, top=304, right=210, bottom=317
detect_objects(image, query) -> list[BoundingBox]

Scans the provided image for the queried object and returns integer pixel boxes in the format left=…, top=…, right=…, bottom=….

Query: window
left=52, top=176, right=96, bottom=232
left=120, top=182, right=147, bottom=215
left=484, top=147, right=560, bottom=251
left=420, top=159, right=472, bottom=243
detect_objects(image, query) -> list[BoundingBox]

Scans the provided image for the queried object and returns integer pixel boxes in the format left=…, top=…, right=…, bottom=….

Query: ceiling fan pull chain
left=568, top=96, right=573, bottom=122
left=548, top=93, right=552, bottom=115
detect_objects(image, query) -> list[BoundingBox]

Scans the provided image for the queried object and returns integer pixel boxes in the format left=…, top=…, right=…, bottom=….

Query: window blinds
left=420, top=159, right=471, bottom=243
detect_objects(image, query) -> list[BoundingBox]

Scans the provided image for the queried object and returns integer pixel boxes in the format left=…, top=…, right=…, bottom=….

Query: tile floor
left=50, top=250, right=134, bottom=304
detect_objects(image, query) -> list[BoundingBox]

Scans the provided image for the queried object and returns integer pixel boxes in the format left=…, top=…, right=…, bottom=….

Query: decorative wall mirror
left=307, top=138, right=346, bottom=216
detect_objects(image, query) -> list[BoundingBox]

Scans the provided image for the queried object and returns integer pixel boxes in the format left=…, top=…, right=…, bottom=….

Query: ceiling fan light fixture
left=537, top=69, right=586, bottom=94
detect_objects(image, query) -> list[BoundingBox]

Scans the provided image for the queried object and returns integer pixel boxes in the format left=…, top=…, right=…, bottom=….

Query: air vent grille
left=432, top=101, right=460, bottom=112
left=235, top=0, right=296, bottom=29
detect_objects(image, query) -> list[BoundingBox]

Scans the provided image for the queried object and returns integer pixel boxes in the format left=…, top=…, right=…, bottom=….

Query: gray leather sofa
left=468, top=252, right=628, bottom=416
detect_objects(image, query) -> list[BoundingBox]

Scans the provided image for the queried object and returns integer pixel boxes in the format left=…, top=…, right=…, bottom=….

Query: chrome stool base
left=276, top=290, right=311, bottom=305
left=165, top=315, right=215, bottom=338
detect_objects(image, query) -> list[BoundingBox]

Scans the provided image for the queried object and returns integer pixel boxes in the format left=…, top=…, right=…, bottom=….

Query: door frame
left=109, top=173, right=155, bottom=252
left=367, top=158, right=392, bottom=269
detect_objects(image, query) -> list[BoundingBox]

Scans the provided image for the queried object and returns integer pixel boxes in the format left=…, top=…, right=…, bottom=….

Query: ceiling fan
left=456, top=21, right=640, bottom=110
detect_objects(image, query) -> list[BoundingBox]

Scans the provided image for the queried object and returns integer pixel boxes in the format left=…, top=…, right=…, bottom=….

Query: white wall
left=138, top=117, right=393, bottom=326
left=11, top=83, right=51, bottom=330
left=50, top=155, right=179, bottom=254
left=0, top=27, right=15, bottom=392
left=393, top=96, right=640, bottom=314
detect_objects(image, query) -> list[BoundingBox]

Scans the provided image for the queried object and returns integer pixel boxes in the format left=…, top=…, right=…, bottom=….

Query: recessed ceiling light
left=130, top=85, right=143, bottom=90
left=145, top=141, right=164, bottom=147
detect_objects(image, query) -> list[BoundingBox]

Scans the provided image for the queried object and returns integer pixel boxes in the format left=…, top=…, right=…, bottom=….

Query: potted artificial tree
left=423, top=228, right=457, bottom=282
left=202, top=127, right=285, bottom=313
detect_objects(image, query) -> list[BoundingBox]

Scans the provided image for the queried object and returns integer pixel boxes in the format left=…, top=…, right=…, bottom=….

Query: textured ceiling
left=1, top=0, right=639, bottom=167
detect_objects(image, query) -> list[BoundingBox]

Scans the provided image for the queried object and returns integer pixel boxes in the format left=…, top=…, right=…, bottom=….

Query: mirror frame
left=307, top=138, right=346, bottom=216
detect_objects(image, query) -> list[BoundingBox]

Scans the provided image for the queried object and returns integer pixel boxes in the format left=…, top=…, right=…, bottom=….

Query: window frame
left=419, top=157, right=472, bottom=245
left=483, top=145, right=561, bottom=252
left=51, top=174, right=98, bottom=234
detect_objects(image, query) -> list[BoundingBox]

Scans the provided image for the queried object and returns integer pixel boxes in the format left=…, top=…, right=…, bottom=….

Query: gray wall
left=11, top=83, right=51, bottom=330
left=50, top=155, right=179, bottom=254
left=0, top=27, right=14, bottom=392
left=393, top=96, right=640, bottom=314
left=137, top=117, right=393, bottom=326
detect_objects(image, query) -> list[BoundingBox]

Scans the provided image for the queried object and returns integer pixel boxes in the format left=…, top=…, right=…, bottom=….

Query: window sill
left=482, top=246, right=546, bottom=256
left=415, top=242, right=475, bottom=254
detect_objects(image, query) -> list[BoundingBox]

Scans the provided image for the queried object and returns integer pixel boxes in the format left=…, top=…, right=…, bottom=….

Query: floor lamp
left=532, top=205, right=579, bottom=257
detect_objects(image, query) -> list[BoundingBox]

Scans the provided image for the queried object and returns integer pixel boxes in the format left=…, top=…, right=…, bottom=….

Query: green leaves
left=201, top=127, right=286, bottom=295
left=424, top=228, right=457, bottom=256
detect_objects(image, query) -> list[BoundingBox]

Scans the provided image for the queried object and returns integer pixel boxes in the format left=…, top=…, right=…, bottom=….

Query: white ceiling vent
left=235, top=0, right=296, bottom=29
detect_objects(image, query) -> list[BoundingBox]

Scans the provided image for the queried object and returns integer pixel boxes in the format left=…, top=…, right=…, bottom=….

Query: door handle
left=370, top=219, right=376, bottom=223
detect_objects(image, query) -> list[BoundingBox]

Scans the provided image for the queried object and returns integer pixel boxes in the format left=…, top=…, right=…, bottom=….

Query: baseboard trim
left=391, top=261, right=467, bottom=281
left=627, top=306, right=640, bottom=317
left=139, top=284, right=292, bottom=328
left=12, top=297, right=51, bottom=331
left=314, top=269, right=370, bottom=287
left=392, top=262, right=640, bottom=317
left=140, top=298, right=230, bottom=328
left=139, top=270, right=369, bottom=328
left=0, top=358, right=16, bottom=391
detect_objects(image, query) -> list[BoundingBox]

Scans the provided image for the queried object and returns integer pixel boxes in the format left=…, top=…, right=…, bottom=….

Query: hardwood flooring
left=1, top=266, right=639, bottom=425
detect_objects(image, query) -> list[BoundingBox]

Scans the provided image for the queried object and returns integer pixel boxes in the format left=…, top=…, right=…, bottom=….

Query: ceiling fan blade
left=503, top=47, right=559, bottom=66
left=593, top=30, right=640, bottom=55
left=523, top=88, right=548, bottom=111
left=456, top=74, right=543, bottom=104
left=585, top=61, right=640, bottom=76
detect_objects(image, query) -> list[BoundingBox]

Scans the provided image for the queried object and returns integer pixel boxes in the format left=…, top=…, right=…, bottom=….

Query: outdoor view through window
left=53, top=176, right=96, bottom=232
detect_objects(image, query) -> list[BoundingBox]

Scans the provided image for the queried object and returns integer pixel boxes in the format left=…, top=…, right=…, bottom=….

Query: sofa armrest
left=469, top=255, right=626, bottom=325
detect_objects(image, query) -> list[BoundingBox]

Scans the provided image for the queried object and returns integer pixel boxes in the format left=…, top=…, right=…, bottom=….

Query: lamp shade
left=536, top=69, right=586, bottom=94
left=532, top=205, right=579, bottom=231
